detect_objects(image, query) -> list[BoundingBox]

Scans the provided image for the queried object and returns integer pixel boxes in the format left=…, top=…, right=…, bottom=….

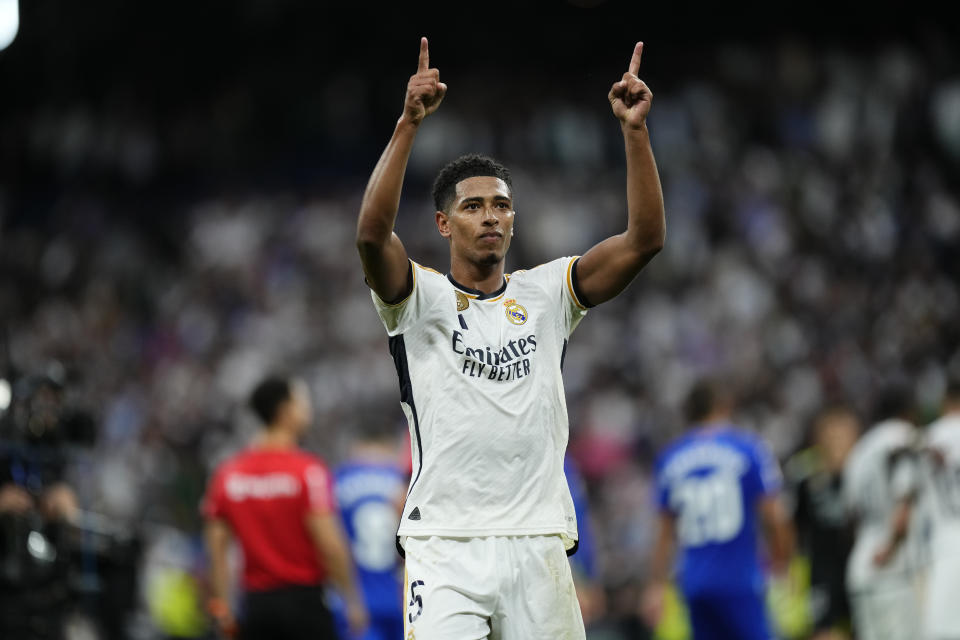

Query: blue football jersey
left=335, top=461, right=407, bottom=619
left=654, top=425, right=782, bottom=598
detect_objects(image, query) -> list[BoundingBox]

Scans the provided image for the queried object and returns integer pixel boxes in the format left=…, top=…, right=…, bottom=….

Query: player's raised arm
left=356, top=37, right=447, bottom=303
left=575, top=42, right=665, bottom=306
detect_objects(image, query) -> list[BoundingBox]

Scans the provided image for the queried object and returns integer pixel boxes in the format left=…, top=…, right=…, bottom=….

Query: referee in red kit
left=202, top=376, right=368, bottom=639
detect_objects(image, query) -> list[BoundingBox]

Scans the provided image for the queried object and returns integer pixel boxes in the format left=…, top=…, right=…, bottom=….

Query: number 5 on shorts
left=408, top=580, right=425, bottom=623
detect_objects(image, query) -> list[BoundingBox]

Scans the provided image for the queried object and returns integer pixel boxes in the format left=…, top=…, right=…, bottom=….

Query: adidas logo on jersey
left=408, top=507, right=422, bottom=520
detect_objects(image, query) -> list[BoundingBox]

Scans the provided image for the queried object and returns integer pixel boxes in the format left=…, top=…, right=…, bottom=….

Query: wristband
left=207, top=597, right=230, bottom=619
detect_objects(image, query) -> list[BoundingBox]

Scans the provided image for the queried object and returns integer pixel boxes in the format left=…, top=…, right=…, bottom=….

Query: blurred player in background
left=919, top=377, right=960, bottom=640
left=355, top=36, right=664, bottom=639
left=202, top=376, right=367, bottom=639
left=642, top=379, right=794, bottom=640
left=843, top=384, right=920, bottom=640
left=784, top=406, right=860, bottom=640
left=565, top=454, right=607, bottom=627
left=334, top=419, right=407, bottom=640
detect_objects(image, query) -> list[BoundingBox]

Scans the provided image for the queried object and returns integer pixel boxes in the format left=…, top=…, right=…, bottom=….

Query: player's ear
left=436, top=210, right=451, bottom=238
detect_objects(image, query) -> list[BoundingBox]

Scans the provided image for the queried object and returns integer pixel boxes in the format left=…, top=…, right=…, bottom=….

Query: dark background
left=1, top=2, right=959, bottom=638
left=2, top=0, right=954, bottom=192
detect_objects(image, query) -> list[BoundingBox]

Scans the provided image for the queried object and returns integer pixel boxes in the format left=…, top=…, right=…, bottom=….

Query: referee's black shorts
left=239, top=584, right=338, bottom=640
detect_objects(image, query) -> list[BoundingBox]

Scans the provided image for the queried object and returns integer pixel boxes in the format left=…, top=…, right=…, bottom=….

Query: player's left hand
left=639, top=581, right=666, bottom=630
left=609, top=42, right=652, bottom=130
left=346, top=597, right=369, bottom=637
left=872, top=542, right=896, bottom=568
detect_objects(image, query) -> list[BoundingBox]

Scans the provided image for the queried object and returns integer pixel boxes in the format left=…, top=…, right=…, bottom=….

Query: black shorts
left=239, top=584, right=338, bottom=640
left=810, top=577, right=851, bottom=632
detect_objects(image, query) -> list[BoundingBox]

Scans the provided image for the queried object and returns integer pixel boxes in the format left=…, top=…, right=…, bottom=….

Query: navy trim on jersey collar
left=446, top=273, right=508, bottom=300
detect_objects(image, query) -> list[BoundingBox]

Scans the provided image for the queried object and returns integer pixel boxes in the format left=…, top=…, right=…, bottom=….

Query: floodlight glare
left=0, top=378, right=10, bottom=412
left=0, top=0, right=19, bottom=52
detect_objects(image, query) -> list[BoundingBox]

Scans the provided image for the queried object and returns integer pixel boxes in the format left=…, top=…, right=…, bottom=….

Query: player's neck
left=448, top=256, right=505, bottom=295
left=351, top=441, right=398, bottom=463
left=257, top=426, right=299, bottom=450
left=700, top=409, right=732, bottom=427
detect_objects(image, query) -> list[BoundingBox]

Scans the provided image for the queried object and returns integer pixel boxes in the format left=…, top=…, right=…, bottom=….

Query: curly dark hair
left=249, top=376, right=291, bottom=426
left=684, top=377, right=734, bottom=424
left=947, top=374, right=960, bottom=403
left=431, top=154, right=512, bottom=212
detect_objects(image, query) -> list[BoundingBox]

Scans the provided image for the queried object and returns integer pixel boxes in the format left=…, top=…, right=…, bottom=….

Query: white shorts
left=925, top=553, right=960, bottom=638
left=403, top=535, right=585, bottom=640
left=849, top=577, right=920, bottom=640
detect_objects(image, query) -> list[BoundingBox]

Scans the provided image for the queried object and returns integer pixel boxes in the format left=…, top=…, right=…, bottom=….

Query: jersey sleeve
left=745, top=435, right=783, bottom=501
left=523, top=256, right=589, bottom=337
left=303, top=460, right=337, bottom=515
left=561, top=256, right=589, bottom=335
left=889, top=447, right=918, bottom=502
left=653, top=454, right=673, bottom=514
left=842, top=452, right=863, bottom=518
left=370, top=260, right=442, bottom=336
left=201, top=466, right=227, bottom=520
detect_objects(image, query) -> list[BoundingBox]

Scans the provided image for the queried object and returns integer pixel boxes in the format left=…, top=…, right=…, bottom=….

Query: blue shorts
left=685, top=591, right=774, bottom=640
left=357, top=615, right=404, bottom=640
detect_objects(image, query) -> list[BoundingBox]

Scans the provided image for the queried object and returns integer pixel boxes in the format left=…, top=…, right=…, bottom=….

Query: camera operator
left=0, top=373, right=83, bottom=640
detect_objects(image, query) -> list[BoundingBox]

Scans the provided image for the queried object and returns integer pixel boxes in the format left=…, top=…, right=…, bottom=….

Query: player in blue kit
left=642, top=379, right=794, bottom=640
left=564, top=455, right=606, bottom=626
left=334, top=421, right=408, bottom=640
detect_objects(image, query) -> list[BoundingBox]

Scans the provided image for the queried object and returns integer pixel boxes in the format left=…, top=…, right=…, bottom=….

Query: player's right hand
left=403, top=37, right=447, bottom=125
left=0, top=484, right=34, bottom=514
left=640, top=582, right=666, bottom=630
left=346, top=598, right=370, bottom=638
left=207, top=597, right=237, bottom=639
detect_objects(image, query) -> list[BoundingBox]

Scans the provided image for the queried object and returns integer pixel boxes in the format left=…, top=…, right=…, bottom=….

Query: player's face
left=438, top=176, right=514, bottom=266
left=287, top=380, right=314, bottom=434
left=816, top=413, right=859, bottom=470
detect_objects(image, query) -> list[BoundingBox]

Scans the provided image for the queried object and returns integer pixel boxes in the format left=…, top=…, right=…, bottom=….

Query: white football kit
left=372, top=257, right=588, bottom=639
left=920, top=413, right=960, bottom=639
left=843, top=418, right=921, bottom=640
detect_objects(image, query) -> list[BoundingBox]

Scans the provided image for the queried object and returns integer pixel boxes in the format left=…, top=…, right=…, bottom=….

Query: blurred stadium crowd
left=2, top=7, right=959, bottom=639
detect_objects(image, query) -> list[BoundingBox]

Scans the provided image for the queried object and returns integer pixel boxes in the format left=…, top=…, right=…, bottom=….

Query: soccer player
left=784, top=406, right=859, bottom=640
left=202, top=376, right=367, bottom=640
left=843, top=385, right=920, bottom=640
left=920, top=377, right=960, bottom=640
left=564, top=454, right=606, bottom=626
left=334, top=420, right=407, bottom=640
left=355, top=37, right=664, bottom=639
left=641, top=379, right=793, bottom=640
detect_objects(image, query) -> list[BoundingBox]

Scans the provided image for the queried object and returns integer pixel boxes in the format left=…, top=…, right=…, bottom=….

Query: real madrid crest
left=503, top=298, right=528, bottom=325
left=455, top=290, right=470, bottom=311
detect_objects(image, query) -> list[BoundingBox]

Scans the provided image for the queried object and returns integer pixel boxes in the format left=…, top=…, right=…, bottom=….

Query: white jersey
left=371, top=257, right=588, bottom=548
left=920, top=413, right=960, bottom=636
left=843, top=418, right=918, bottom=592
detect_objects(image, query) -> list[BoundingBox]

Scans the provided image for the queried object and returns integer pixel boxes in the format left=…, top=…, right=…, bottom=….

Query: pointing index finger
left=418, top=37, right=429, bottom=72
left=628, top=41, right=643, bottom=76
